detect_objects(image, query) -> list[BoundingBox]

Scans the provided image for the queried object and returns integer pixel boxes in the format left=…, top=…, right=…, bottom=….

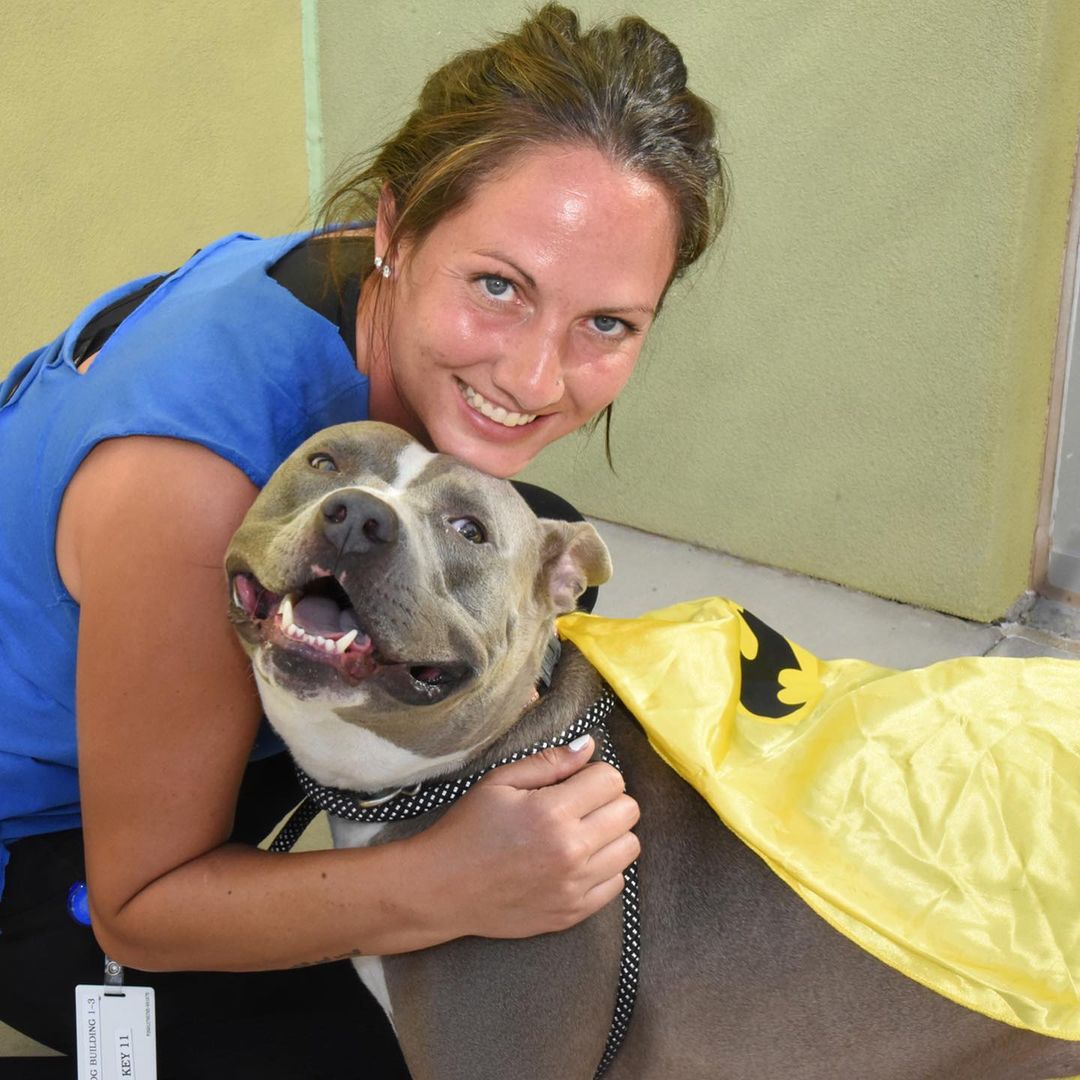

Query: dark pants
left=0, top=755, right=410, bottom=1079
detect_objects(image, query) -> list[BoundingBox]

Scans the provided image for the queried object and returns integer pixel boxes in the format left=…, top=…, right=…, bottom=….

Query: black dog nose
left=320, top=490, right=399, bottom=554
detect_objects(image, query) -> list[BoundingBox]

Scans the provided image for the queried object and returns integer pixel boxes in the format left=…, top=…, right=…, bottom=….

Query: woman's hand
left=414, top=739, right=641, bottom=940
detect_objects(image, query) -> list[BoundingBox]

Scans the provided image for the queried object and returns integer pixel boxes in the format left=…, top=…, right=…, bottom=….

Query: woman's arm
left=59, top=436, right=639, bottom=971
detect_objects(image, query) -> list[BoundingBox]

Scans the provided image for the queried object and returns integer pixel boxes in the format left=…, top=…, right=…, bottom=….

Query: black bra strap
left=72, top=272, right=173, bottom=367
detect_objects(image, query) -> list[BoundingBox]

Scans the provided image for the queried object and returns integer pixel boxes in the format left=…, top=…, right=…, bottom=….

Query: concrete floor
left=4, top=519, right=1078, bottom=1061
left=590, top=521, right=1080, bottom=665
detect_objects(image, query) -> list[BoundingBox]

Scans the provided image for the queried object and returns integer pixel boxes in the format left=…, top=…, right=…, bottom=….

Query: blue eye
left=592, top=315, right=624, bottom=336
left=481, top=276, right=513, bottom=300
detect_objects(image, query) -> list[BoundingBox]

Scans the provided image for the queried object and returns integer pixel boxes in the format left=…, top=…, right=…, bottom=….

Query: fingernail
left=568, top=734, right=592, bottom=753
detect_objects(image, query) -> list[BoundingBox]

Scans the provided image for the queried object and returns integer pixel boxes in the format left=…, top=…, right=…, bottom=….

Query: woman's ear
left=375, top=183, right=397, bottom=265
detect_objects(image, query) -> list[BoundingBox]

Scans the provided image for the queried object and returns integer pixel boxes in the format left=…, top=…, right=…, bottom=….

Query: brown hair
left=319, top=3, right=726, bottom=280
left=318, top=4, right=728, bottom=460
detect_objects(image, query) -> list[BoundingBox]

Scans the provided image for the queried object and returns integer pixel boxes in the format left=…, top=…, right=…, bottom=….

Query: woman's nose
left=491, top=329, right=566, bottom=412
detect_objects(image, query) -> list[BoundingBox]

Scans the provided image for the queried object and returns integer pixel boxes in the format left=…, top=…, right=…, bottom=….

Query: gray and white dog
left=226, top=421, right=1080, bottom=1080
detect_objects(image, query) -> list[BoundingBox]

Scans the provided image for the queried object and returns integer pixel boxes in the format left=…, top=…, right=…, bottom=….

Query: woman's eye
left=450, top=517, right=487, bottom=544
left=480, top=276, right=515, bottom=301
left=590, top=315, right=626, bottom=337
left=309, top=453, right=338, bottom=472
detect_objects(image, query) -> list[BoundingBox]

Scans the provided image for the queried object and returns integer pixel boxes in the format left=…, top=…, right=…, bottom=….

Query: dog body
left=227, top=422, right=1080, bottom=1080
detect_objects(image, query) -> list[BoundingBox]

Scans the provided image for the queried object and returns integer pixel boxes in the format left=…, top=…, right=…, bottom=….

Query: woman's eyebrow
left=603, top=301, right=659, bottom=317
left=474, top=248, right=658, bottom=317
left=475, top=249, right=537, bottom=289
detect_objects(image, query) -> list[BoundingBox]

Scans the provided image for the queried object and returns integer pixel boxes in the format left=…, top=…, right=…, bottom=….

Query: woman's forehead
left=416, top=144, right=678, bottom=297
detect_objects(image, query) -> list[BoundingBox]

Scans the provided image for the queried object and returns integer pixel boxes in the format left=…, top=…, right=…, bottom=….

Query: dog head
left=226, top=422, right=611, bottom=790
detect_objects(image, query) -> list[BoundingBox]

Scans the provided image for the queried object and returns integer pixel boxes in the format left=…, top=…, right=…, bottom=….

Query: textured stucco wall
left=2, top=2, right=308, bottom=365
left=315, top=1, right=1080, bottom=621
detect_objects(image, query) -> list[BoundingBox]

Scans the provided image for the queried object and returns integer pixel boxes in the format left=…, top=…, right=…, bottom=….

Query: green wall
left=315, top=0, right=1079, bottom=621
left=4, top=2, right=1078, bottom=623
left=2, top=2, right=309, bottom=364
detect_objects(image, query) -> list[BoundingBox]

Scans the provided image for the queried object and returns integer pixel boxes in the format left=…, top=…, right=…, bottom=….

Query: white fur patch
left=254, top=670, right=470, bottom=790
left=353, top=954, right=394, bottom=1023
left=326, top=820, right=396, bottom=1024
left=328, top=819, right=386, bottom=848
left=327, top=440, right=434, bottom=522
left=390, top=440, right=437, bottom=491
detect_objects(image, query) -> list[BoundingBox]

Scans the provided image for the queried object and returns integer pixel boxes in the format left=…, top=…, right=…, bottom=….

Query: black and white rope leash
left=269, top=687, right=640, bottom=1078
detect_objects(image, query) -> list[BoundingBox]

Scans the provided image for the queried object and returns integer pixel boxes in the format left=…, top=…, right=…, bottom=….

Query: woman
left=0, top=5, right=725, bottom=1075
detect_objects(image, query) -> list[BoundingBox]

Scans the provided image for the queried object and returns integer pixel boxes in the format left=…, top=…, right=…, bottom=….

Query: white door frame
left=1035, top=136, right=1080, bottom=603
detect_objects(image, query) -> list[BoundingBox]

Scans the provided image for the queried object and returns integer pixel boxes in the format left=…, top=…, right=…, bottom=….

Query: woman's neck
left=353, top=272, right=432, bottom=446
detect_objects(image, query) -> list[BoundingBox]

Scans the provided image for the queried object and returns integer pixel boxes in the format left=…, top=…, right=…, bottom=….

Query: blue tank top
left=0, top=231, right=370, bottom=898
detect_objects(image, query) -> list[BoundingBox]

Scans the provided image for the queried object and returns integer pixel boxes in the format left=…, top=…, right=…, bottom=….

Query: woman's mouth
left=456, top=379, right=538, bottom=428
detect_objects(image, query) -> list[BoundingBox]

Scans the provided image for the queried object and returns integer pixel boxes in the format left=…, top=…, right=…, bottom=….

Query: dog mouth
left=230, top=571, right=471, bottom=700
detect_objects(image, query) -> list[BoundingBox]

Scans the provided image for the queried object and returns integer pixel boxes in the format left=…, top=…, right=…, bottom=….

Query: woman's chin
left=432, top=404, right=565, bottom=477
left=439, top=430, right=544, bottom=477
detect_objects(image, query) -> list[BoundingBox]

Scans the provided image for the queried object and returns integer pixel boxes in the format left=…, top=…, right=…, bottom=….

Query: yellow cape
left=558, top=597, right=1080, bottom=1040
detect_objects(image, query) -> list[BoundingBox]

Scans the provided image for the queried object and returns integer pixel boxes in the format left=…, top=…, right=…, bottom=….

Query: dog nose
left=319, top=490, right=399, bottom=554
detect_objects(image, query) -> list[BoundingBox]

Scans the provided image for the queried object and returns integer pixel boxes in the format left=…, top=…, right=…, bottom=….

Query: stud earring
left=373, top=255, right=392, bottom=279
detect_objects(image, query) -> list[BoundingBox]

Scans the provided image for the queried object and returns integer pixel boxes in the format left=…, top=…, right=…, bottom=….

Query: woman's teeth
left=458, top=382, right=537, bottom=427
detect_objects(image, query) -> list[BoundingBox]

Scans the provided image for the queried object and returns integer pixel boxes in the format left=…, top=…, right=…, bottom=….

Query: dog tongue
left=293, top=596, right=361, bottom=637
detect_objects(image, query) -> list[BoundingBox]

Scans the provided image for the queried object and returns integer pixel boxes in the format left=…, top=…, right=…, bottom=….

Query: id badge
left=75, top=983, right=157, bottom=1080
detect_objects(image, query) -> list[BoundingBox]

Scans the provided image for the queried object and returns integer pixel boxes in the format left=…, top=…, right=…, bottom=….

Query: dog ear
left=538, top=520, right=613, bottom=613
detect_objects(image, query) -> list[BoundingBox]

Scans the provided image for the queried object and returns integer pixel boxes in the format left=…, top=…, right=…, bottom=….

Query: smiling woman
left=0, top=4, right=725, bottom=1077
left=321, top=1, right=726, bottom=473
left=364, top=144, right=679, bottom=476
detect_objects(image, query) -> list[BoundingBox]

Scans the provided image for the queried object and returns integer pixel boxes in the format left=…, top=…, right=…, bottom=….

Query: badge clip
left=104, top=957, right=124, bottom=989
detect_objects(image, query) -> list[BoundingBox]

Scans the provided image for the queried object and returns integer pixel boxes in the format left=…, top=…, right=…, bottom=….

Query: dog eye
left=308, top=453, right=338, bottom=473
left=449, top=517, right=486, bottom=544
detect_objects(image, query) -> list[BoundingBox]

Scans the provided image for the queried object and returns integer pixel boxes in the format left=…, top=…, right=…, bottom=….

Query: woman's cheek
left=574, top=351, right=638, bottom=411
left=440, top=306, right=513, bottom=366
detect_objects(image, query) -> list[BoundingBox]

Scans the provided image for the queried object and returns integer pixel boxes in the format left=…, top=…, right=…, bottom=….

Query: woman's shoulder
left=57, top=435, right=259, bottom=604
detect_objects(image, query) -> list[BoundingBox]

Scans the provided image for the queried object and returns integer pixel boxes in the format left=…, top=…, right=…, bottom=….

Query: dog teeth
left=279, top=594, right=295, bottom=627
left=278, top=593, right=364, bottom=656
